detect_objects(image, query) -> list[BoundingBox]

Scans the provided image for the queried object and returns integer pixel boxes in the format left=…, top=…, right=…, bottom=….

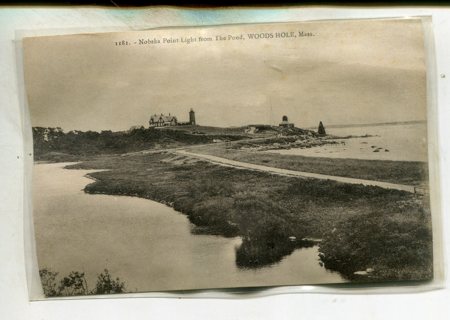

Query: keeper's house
left=149, top=109, right=196, bottom=127
left=149, top=113, right=178, bottom=127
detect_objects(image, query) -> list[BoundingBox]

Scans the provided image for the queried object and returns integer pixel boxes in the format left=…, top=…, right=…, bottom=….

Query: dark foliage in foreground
left=68, top=152, right=433, bottom=280
left=32, top=126, right=245, bottom=161
left=320, top=207, right=433, bottom=281
left=39, top=268, right=126, bottom=297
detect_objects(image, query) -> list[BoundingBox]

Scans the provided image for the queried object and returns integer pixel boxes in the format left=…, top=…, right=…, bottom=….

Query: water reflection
left=33, top=163, right=346, bottom=292
left=236, top=238, right=316, bottom=269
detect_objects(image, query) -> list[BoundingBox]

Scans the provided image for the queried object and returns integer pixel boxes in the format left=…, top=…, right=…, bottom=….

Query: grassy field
left=157, top=125, right=254, bottom=136
left=67, top=151, right=432, bottom=282
left=32, top=126, right=248, bottom=161
left=187, top=144, right=429, bottom=186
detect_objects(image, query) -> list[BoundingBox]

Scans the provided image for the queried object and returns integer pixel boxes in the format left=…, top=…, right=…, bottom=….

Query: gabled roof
left=150, top=114, right=178, bottom=122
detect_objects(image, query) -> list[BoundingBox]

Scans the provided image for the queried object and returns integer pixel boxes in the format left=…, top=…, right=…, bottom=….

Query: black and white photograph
left=23, top=18, right=434, bottom=297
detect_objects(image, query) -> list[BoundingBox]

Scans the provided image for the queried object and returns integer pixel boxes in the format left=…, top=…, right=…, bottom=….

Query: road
left=176, top=150, right=417, bottom=193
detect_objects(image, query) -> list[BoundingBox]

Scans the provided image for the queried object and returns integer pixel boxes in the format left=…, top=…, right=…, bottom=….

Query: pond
left=33, top=163, right=345, bottom=292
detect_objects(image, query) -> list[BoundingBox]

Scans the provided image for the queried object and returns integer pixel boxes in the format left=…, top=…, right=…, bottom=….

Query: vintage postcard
left=23, top=18, right=434, bottom=297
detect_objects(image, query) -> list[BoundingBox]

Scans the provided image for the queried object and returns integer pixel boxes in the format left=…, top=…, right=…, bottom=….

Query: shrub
left=232, top=194, right=294, bottom=242
left=39, top=268, right=59, bottom=297
left=58, top=271, right=88, bottom=296
left=92, top=269, right=126, bottom=294
left=189, top=197, right=238, bottom=236
left=39, top=268, right=126, bottom=297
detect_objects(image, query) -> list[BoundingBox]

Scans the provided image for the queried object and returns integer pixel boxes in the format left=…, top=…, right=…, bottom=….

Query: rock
left=354, top=270, right=368, bottom=275
left=366, top=268, right=374, bottom=273
left=288, top=236, right=297, bottom=242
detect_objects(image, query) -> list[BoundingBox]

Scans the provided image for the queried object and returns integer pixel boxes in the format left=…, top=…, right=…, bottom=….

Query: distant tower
left=189, top=108, right=196, bottom=125
left=318, top=121, right=326, bottom=135
left=279, top=115, right=294, bottom=128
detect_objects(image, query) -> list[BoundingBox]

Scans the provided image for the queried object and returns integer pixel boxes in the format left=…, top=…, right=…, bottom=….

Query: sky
left=23, top=19, right=427, bottom=132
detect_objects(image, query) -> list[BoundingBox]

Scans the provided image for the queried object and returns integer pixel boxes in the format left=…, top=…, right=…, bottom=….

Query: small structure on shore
left=318, top=121, right=326, bottom=135
left=149, top=113, right=178, bottom=127
left=279, top=115, right=294, bottom=128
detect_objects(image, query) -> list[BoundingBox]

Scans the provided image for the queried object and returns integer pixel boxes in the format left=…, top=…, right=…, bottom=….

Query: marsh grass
left=67, top=152, right=432, bottom=280
left=189, top=145, right=428, bottom=186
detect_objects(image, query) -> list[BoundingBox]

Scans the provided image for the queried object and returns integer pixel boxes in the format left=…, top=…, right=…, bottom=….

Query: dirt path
left=176, top=150, right=417, bottom=193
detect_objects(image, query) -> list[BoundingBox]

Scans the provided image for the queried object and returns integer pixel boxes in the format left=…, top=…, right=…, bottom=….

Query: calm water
left=270, top=123, right=428, bottom=162
left=33, top=163, right=345, bottom=292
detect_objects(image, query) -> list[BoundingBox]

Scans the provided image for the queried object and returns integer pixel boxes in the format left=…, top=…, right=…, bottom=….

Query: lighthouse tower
left=189, top=108, right=196, bottom=125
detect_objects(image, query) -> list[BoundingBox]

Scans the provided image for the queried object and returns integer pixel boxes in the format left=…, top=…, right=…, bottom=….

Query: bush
left=232, top=194, right=294, bottom=242
left=33, top=126, right=247, bottom=161
left=39, top=268, right=59, bottom=297
left=189, top=197, right=238, bottom=236
left=39, top=268, right=126, bottom=297
left=92, top=269, right=126, bottom=295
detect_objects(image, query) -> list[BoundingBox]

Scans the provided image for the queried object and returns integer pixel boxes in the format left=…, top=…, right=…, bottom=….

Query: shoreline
left=186, top=145, right=428, bottom=186
left=55, top=151, right=433, bottom=282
